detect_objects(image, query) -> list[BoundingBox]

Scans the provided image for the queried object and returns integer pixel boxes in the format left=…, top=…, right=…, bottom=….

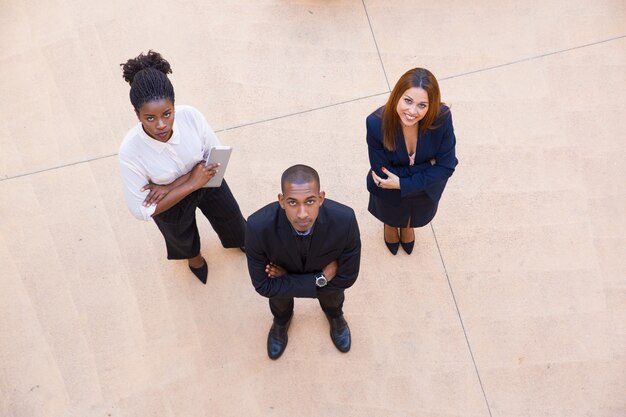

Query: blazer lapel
left=277, top=209, right=305, bottom=271
left=395, top=128, right=410, bottom=165
left=304, top=205, right=328, bottom=271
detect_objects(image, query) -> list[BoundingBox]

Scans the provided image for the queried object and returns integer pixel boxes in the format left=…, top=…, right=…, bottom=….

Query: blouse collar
left=137, top=119, right=181, bottom=152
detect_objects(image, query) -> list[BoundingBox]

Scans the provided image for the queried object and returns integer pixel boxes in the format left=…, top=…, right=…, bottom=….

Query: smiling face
left=278, top=181, right=325, bottom=233
left=396, top=87, right=429, bottom=127
left=137, top=98, right=175, bottom=142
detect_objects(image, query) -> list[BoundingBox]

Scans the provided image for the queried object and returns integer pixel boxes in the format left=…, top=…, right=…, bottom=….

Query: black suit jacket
left=245, top=199, right=361, bottom=299
left=366, top=105, right=458, bottom=206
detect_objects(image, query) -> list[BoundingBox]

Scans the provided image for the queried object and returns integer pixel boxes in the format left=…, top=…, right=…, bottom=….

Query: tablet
left=203, top=146, right=232, bottom=188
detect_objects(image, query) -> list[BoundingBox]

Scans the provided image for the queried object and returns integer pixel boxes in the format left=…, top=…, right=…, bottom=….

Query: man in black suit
left=245, top=165, right=361, bottom=359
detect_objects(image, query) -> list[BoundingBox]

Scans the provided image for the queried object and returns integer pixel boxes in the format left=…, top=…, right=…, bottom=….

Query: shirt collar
left=137, top=119, right=181, bottom=153
left=293, top=225, right=314, bottom=237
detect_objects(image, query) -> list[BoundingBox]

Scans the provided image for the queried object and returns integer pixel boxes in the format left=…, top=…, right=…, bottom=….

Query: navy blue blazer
left=245, top=199, right=361, bottom=299
left=366, top=105, right=458, bottom=206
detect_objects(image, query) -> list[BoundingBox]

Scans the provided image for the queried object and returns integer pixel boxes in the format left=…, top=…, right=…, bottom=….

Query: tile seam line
left=0, top=153, right=119, bottom=181
left=430, top=222, right=493, bottom=417
left=218, top=91, right=389, bottom=131
left=0, top=92, right=390, bottom=182
left=3, top=34, right=623, bottom=182
left=440, top=34, right=626, bottom=81
left=361, top=0, right=391, bottom=91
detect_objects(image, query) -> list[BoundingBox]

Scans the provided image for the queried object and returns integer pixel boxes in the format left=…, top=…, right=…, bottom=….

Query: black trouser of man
left=153, top=180, right=246, bottom=259
left=270, top=287, right=345, bottom=325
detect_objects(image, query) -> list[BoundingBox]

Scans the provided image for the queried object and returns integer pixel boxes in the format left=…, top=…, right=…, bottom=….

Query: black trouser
left=153, top=180, right=246, bottom=259
left=269, top=287, right=345, bottom=325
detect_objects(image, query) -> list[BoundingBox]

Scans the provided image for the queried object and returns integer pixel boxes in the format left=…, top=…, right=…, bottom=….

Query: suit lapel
left=304, top=204, right=328, bottom=271
left=277, top=209, right=305, bottom=270
left=396, top=128, right=410, bottom=165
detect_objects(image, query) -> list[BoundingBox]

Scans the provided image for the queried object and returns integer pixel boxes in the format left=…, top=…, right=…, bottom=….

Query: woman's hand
left=188, top=162, right=220, bottom=189
left=141, top=183, right=171, bottom=207
left=371, top=167, right=400, bottom=189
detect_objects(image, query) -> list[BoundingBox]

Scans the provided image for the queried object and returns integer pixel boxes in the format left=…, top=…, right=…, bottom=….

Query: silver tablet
left=203, top=146, right=232, bottom=188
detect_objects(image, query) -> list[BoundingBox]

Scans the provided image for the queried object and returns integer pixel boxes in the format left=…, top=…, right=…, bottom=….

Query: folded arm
left=245, top=228, right=318, bottom=299
left=326, top=214, right=361, bottom=290
left=120, top=158, right=219, bottom=220
left=398, top=119, right=457, bottom=197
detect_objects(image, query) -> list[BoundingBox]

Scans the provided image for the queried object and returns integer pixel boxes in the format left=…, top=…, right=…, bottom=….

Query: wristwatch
left=314, top=272, right=327, bottom=287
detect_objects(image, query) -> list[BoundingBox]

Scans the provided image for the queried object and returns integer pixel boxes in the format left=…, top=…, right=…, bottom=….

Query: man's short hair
left=281, top=164, right=320, bottom=193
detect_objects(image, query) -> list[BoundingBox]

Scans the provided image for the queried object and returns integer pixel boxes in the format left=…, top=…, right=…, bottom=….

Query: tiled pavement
left=1, top=1, right=625, bottom=416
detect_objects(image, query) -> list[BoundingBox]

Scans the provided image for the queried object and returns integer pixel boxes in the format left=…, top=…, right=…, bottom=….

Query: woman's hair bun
left=120, top=50, right=172, bottom=85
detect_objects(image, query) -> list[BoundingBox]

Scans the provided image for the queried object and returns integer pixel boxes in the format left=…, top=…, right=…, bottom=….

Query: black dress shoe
left=400, top=240, right=414, bottom=254
left=267, top=318, right=292, bottom=360
left=188, top=259, right=208, bottom=284
left=385, top=240, right=400, bottom=255
left=327, top=315, right=351, bottom=353
left=384, top=225, right=399, bottom=255
left=400, top=228, right=415, bottom=254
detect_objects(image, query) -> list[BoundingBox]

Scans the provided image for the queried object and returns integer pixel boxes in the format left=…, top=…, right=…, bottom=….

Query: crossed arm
left=140, top=162, right=220, bottom=217
left=367, top=116, right=456, bottom=195
left=246, top=215, right=361, bottom=299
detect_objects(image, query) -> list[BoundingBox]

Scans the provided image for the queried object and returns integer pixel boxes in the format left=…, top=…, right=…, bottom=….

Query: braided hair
left=120, top=50, right=175, bottom=113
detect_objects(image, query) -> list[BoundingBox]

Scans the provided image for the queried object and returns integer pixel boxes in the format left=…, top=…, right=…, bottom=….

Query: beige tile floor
left=1, top=1, right=625, bottom=416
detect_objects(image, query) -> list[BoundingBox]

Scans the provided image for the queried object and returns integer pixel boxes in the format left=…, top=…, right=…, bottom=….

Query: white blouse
left=118, top=105, right=221, bottom=221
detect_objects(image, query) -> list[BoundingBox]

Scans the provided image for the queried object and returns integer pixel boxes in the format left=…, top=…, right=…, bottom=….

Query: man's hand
left=265, top=262, right=287, bottom=278
left=322, top=260, right=338, bottom=281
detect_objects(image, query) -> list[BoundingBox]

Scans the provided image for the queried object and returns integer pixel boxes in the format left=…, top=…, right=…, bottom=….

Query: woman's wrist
left=182, top=177, right=199, bottom=193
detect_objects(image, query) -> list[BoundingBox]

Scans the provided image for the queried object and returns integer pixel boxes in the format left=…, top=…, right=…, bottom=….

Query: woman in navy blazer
left=367, top=68, right=458, bottom=254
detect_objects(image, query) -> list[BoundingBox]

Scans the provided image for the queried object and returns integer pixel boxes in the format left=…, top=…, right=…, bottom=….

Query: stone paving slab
left=1, top=1, right=624, bottom=416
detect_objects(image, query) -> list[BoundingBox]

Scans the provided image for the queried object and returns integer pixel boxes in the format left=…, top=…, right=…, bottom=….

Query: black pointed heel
left=189, top=259, right=208, bottom=284
left=400, top=240, right=414, bottom=254
left=384, top=225, right=400, bottom=255
left=385, top=240, right=399, bottom=255
left=400, top=228, right=415, bottom=254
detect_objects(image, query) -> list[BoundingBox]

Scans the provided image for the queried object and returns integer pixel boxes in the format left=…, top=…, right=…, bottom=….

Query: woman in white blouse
left=118, top=51, right=246, bottom=284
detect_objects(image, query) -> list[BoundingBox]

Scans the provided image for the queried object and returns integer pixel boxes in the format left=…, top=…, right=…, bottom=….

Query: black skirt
left=368, top=191, right=438, bottom=228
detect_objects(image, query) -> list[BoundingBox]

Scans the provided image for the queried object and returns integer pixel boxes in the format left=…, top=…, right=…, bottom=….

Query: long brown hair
left=381, top=68, right=444, bottom=151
